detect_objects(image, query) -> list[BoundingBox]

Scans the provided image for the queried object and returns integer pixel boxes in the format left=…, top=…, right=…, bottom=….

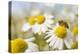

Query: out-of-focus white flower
left=22, top=12, right=54, bottom=34
left=44, top=23, right=73, bottom=50
left=11, top=37, right=38, bottom=53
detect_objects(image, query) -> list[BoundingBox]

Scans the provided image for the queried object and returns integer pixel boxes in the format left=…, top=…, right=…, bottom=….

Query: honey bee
left=58, top=20, right=69, bottom=28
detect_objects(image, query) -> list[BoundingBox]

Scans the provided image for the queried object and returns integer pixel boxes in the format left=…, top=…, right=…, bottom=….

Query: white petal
left=46, top=30, right=53, bottom=34
left=58, top=39, right=64, bottom=50
left=26, top=42, right=39, bottom=52
left=46, top=36, right=54, bottom=43
left=46, top=23, right=52, bottom=28
left=53, top=38, right=60, bottom=49
left=22, top=23, right=31, bottom=32
left=44, top=13, right=54, bottom=19
left=31, top=47, right=39, bottom=52
left=64, top=30, right=73, bottom=48
left=44, top=34, right=52, bottom=39
left=70, top=39, right=74, bottom=45
left=46, top=20, right=54, bottom=24
left=24, top=37, right=35, bottom=42
left=32, top=24, right=41, bottom=33
left=41, top=25, right=48, bottom=33
left=25, top=49, right=32, bottom=53
left=65, top=29, right=72, bottom=40
left=48, top=15, right=54, bottom=19
left=64, top=39, right=71, bottom=49
left=49, top=36, right=57, bottom=47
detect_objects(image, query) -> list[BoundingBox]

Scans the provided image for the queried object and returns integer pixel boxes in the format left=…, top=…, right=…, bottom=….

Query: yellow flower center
left=35, top=15, right=45, bottom=24
left=28, top=16, right=36, bottom=25
left=28, top=15, right=45, bottom=25
left=55, top=26, right=67, bottom=39
left=71, top=41, right=78, bottom=49
left=11, top=38, right=28, bottom=53
left=72, top=26, right=78, bottom=36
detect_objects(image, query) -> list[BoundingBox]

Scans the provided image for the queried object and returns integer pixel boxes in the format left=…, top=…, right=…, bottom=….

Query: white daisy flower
left=44, top=21, right=73, bottom=50
left=10, top=37, right=39, bottom=53
left=22, top=12, right=54, bottom=34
